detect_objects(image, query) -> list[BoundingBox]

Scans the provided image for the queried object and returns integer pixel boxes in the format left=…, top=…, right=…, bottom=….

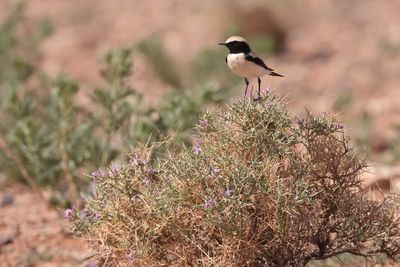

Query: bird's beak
left=218, top=42, right=226, bottom=46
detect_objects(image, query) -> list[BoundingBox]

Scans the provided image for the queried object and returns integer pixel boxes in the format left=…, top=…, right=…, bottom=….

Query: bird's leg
left=244, top=78, right=249, bottom=97
left=254, top=77, right=262, bottom=101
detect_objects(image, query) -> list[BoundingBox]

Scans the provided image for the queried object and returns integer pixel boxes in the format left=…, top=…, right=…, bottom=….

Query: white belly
left=227, top=53, right=270, bottom=78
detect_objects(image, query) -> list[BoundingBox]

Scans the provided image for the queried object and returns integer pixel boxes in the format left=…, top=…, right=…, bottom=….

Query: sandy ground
left=0, top=185, right=95, bottom=267
left=1, top=0, right=400, bottom=265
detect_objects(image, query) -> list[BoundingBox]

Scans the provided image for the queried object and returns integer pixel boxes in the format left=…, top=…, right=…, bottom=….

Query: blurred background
left=1, top=0, right=400, bottom=266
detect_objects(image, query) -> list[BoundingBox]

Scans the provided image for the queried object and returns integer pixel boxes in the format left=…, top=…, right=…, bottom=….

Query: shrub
left=70, top=93, right=400, bottom=266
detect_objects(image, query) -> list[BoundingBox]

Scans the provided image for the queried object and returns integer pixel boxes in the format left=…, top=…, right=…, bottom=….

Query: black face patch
left=225, top=41, right=251, bottom=54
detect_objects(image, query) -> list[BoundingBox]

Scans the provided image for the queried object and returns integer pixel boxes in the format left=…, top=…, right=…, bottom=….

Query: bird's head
left=219, top=36, right=251, bottom=54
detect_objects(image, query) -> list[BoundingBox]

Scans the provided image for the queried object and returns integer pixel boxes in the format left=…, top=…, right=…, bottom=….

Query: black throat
left=226, top=41, right=251, bottom=54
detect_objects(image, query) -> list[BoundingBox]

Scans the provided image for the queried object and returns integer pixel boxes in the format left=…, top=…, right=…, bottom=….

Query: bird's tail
left=269, top=71, right=284, bottom=77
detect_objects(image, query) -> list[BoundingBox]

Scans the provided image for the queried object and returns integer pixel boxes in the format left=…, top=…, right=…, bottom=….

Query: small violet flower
left=221, top=188, right=235, bottom=197
left=334, top=123, right=344, bottom=130
left=198, top=118, right=208, bottom=131
left=80, top=209, right=89, bottom=220
left=129, top=155, right=148, bottom=167
left=142, top=176, right=150, bottom=186
left=193, top=141, right=202, bottom=155
left=130, top=195, right=137, bottom=203
left=64, top=208, right=73, bottom=219
left=208, top=167, right=221, bottom=180
left=110, top=163, right=121, bottom=175
left=125, top=251, right=135, bottom=263
left=93, top=212, right=101, bottom=220
left=86, top=211, right=100, bottom=221
left=91, top=169, right=105, bottom=178
left=295, top=118, right=304, bottom=127
left=204, top=198, right=215, bottom=209
left=145, top=166, right=158, bottom=175
left=212, top=167, right=221, bottom=176
left=129, top=158, right=140, bottom=166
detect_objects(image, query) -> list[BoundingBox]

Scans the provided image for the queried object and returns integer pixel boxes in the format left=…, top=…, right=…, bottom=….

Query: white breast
left=227, top=53, right=270, bottom=78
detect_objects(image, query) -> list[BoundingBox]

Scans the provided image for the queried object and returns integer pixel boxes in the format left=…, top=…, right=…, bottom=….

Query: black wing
left=245, top=53, right=273, bottom=71
left=225, top=56, right=227, bottom=63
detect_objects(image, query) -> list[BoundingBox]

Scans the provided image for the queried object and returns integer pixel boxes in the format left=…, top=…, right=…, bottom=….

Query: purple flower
left=295, top=118, right=304, bottom=126
left=212, top=167, right=221, bottom=176
left=80, top=209, right=89, bottom=220
left=90, top=212, right=100, bottom=220
left=193, top=141, right=202, bottom=155
left=79, top=209, right=99, bottom=221
left=142, top=176, right=150, bottom=186
left=322, top=111, right=329, bottom=118
left=125, top=251, right=135, bottom=263
left=110, top=163, right=121, bottom=175
left=130, top=195, right=137, bottom=203
left=199, top=119, right=208, bottom=127
left=129, top=155, right=148, bottom=167
left=91, top=169, right=105, bottom=178
left=129, top=158, right=140, bottom=166
left=208, top=167, right=221, bottom=180
left=145, top=166, right=157, bottom=175
left=334, top=123, right=344, bottom=130
left=63, top=208, right=73, bottom=219
left=198, top=118, right=208, bottom=131
left=221, top=188, right=235, bottom=197
left=204, top=198, right=215, bottom=209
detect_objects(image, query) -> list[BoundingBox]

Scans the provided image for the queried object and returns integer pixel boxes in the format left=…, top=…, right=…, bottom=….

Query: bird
left=219, top=36, right=284, bottom=100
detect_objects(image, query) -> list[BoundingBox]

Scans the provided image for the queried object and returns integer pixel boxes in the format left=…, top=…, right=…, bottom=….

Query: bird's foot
left=253, top=96, right=262, bottom=102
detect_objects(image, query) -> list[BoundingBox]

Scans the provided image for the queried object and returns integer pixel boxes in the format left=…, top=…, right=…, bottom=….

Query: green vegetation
left=333, top=89, right=354, bottom=112
left=0, top=4, right=226, bottom=206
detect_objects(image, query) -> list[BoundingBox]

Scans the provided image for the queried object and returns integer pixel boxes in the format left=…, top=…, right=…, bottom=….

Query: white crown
left=225, top=36, right=248, bottom=43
